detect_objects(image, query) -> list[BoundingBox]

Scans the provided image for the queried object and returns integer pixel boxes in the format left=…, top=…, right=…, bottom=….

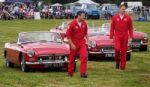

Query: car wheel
left=126, top=53, right=131, bottom=61
left=88, top=52, right=93, bottom=61
left=139, top=46, right=148, bottom=51
left=5, top=57, right=14, bottom=68
left=74, top=62, right=76, bottom=72
left=20, top=56, right=29, bottom=72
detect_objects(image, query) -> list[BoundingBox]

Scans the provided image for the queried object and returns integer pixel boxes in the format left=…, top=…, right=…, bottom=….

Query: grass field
left=0, top=19, right=150, bottom=87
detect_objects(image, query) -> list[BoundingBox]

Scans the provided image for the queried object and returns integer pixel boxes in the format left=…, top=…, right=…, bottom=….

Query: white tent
left=51, top=3, right=63, bottom=7
left=0, top=0, right=5, bottom=2
left=75, top=0, right=99, bottom=6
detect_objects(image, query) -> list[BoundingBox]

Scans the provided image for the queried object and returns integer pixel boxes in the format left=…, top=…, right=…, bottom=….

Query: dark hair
left=76, top=10, right=86, bottom=17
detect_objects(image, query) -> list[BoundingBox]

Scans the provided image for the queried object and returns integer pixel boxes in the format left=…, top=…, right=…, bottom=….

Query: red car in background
left=50, top=21, right=101, bottom=39
left=88, top=31, right=132, bottom=61
left=4, top=31, right=76, bottom=72
left=100, top=23, right=149, bottom=51
left=50, top=21, right=70, bottom=39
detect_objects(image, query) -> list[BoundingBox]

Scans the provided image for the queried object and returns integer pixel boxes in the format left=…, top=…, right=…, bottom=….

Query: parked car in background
left=88, top=32, right=132, bottom=61
left=70, top=3, right=100, bottom=19
left=4, top=31, right=76, bottom=72
left=50, top=21, right=70, bottom=39
left=100, top=4, right=118, bottom=19
left=101, top=23, right=149, bottom=51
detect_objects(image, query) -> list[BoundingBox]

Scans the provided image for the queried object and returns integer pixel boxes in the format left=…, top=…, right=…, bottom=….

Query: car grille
left=38, top=55, right=67, bottom=62
left=101, top=46, right=114, bottom=52
left=132, top=39, right=141, bottom=43
left=92, top=11, right=98, bottom=14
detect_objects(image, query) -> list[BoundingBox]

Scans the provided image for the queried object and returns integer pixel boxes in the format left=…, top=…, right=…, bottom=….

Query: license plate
left=105, top=53, right=115, bottom=57
left=44, top=63, right=63, bottom=68
left=93, top=14, right=97, bottom=15
left=131, top=43, right=141, bottom=47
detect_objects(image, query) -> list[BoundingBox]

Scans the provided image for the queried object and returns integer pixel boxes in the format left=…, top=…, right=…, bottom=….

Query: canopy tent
left=5, top=0, right=32, bottom=3
left=74, top=0, right=99, bottom=6
left=0, top=0, right=5, bottom=2
left=51, top=3, right=63, bottom=7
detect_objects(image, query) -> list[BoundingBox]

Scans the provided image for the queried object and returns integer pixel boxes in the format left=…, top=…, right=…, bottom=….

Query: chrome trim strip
left=89, top=50, right=132, bottom=54
left=26, top=61, right=68, bottom=65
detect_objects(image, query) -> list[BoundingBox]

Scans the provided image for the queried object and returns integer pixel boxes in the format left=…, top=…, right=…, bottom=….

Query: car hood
left=21, top=42, right=69, bottom=55
left=133, top=31, right=146, bottom=39
left=89, top=35, right=113, bottom=46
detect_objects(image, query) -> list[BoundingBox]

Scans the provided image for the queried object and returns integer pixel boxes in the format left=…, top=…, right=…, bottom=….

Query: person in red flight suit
left=110, top=4, right=133, bottom=70
left=66, top=11, right=89, bottom=78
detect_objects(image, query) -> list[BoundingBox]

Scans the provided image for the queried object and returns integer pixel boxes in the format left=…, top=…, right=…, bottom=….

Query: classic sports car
left=50, top=21, right=100, bottom=39
left=88, top=33, right=132, bottom=61
left=50, top=21, right=69, bottom=39
left=50, top=22, right=132, bottom=60
left=4, top=31, right=76, bottom=72
left=100, top=23, right=149, bottom=51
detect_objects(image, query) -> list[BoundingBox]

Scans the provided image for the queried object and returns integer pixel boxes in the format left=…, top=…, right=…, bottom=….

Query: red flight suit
left=66, top=19, right=88, bottom=75
left=110, top=14, right=133, bottom=70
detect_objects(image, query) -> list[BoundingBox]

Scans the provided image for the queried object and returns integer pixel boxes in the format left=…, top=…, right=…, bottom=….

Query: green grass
left=0, top=19, right=150, bottom=87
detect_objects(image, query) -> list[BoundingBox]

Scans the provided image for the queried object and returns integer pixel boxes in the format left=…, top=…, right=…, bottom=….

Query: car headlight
left=140, top=40, right=143, bottom=44
left=27, top=49, right=35, bottom=57
left=89, top=41, right=97, bottom=48
left=64, top=56, right=68, bottom=61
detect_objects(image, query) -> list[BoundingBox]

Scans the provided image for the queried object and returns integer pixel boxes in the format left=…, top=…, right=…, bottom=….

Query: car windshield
left=101, top=23, right=110, bottom=29
left=88, top=28, right=108, bottom=36
left=87, top=4, right=97, bottom=10
left=61, top=22, right=69, bottom=29
left=108, top=5, right=118, bottom=10
left=18, top=32, right=62, bottom=44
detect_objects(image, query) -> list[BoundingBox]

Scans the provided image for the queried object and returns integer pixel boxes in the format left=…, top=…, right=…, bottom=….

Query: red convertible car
left=88, top=32, right=132, bottom=61
left=50, top=21, right=69, bottom=39
left=50, top=22, right=132, bottom=61
left=4, top=31, right=76, bottom=72
left=50, top=21, right=100, bottom=39
left=100, top=23, right=149, bottom=51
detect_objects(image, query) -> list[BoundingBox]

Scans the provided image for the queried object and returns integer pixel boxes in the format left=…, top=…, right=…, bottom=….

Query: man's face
left=119, top=6, right=126, bottom=14
left=78, top=13, right=86, bottom=21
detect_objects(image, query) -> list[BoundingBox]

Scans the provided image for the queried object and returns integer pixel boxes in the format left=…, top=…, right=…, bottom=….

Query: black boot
left=81, top=74, right=88, bottom=78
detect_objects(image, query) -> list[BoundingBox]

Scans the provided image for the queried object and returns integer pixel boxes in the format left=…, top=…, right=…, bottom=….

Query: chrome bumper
left=26, top=60, right=68, bottom=65
left=89, top=50, right=132, bottom=54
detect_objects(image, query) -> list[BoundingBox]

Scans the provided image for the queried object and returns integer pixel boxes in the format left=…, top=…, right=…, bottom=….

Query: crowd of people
left=0, top=2, right=150, bottom=21
left=0, top=2, right=73, bottom=20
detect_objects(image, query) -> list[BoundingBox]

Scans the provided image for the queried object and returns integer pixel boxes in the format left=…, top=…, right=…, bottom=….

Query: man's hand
left=128, top=38, right=133, bottom=45
left=68, top=38, right=76, bottom=50
left=71, top=43, right=76, bottom=50
left=110, top=38, right=114, bottom=43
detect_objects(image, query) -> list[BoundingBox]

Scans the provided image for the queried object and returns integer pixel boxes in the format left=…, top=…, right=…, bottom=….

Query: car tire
left=20, top=56, right=29, bottom=72
left=88, top=55, right=92, bottom=61
left=5, top=57, right=14, bottom=68
left=74, top=62, right=76, bottom=72
left=126, top=53, right=131, bottom=61
left=139, top=46, right=148, bottom=51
